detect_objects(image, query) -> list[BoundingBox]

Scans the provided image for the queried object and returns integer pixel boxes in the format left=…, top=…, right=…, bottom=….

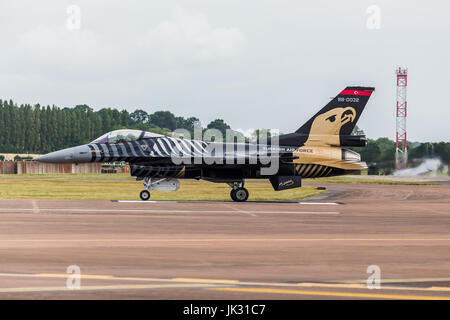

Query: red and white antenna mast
left=395, top=67, right=408, bottom=170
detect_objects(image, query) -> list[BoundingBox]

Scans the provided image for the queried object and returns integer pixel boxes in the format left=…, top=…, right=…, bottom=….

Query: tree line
left=0, top=99, right=449, bottom=173
left=351, top=126, right=450, bottom=174
left=0, top=99, right=232, bottom=154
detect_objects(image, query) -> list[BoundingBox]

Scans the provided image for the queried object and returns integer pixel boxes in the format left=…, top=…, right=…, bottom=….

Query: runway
left=0, top=182, right=449, bottom=299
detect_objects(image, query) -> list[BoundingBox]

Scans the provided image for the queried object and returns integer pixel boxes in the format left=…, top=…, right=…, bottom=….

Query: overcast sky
left=1, top=0, right=449, bottom=141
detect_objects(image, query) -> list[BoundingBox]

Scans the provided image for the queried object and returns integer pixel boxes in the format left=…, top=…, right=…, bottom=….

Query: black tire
left=230, top=189, right=237, bottom=201
left=232, top=187, right=249, bottom=202
left=140, top=190, right=150, bottom=201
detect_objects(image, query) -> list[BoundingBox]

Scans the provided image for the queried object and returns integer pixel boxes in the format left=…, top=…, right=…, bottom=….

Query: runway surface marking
left=0, top=208, right=340, bottom=215
left=0, top=283, right=217, bottom=293
left=113, top=200, right=341, bottom=205
left=0, top=238, right=449, bottom=242
left=31, top=200, right=39, bottom=214
left=222, top=204, right=257, bottom=217
left=1, top=273, right=450, bottom=291
left=332, top=277, right=450, bottom=284
left=210, top=287, right=450, bottom=300
left=0, top=273, right=449, bottom=298
left=297, top=202, right=340, bottom=205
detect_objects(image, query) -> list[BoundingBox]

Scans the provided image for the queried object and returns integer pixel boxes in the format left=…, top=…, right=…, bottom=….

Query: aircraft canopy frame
left=91, top=129, right=163, bottom=144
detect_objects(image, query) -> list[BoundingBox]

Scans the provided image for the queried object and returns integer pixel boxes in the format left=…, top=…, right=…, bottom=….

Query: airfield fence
left=0, top=162, right=15, bottom=174
left=0, top=162, right=130, bottom=175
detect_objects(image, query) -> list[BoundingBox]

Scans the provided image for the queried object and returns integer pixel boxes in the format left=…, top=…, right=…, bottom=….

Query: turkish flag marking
left=340, top=90, right=373, bottom=96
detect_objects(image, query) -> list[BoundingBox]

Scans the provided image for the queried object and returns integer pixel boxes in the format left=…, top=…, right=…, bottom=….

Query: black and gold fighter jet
left=36, top=86, right=374, bottom=201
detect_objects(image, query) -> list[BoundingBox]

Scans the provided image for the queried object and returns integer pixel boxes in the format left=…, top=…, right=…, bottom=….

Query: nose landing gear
left=140, top=190, right=150, bottom=201
left=138, top=177, right=181, bottom=200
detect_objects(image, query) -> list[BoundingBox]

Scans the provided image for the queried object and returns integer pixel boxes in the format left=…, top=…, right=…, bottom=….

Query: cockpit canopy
left=91, top=129, right=163, bottom=144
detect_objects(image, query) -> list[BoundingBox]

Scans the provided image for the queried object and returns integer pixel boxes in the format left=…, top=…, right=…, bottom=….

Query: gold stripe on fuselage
left=302, top=164, right=313, bottom=177
left=318, top=166, right=328, bottom=177
left=307, top=164, right=318, bottom=177
left=296, top=164, right=336, bottom=178
left=175, top=166, right=186, bottom=178
left=297, top=164, right=307, bottom=175
left=312, top=165, right=323, bottom=177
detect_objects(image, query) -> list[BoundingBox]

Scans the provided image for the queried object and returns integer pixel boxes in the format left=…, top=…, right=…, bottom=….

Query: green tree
left=356, top=139, right=380, bottom=164
left=149, top=111, right=177, bottom=131
left=352, top=125, right=365, bottom=136
left=206, top=119, right=230, bottom=137
left=130, top=109, right=149, bottom=124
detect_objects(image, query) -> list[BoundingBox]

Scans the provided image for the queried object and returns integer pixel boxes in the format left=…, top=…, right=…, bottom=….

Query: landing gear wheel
left=230, top=189, right=237, bottom=201
left=230, top=187, right=249, bottom=202
left=140, top=190, right=150, bottom=201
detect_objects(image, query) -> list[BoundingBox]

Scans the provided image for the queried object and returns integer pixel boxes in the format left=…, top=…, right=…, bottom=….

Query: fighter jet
left=36, top=86, right=374, bottom=201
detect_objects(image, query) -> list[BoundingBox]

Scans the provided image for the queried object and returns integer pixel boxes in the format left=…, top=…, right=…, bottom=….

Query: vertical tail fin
left=296, top=86, right=375, bottom=136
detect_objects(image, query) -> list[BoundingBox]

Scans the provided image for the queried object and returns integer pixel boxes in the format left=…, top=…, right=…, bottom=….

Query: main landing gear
left=138, top=177, right=249, bottom=202
left=228, top=181, right=249, bottom=202
left=140, top=177, right=151, bottom=201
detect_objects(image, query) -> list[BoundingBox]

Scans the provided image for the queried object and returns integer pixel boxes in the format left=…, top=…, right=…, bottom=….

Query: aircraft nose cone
left=35, top=145, right=91, bottom=163
left=35, top=149, right=74, bottom=163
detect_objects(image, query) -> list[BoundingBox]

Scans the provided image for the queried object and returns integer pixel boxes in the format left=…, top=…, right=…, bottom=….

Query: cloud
left=14, top=25, right=128, bottom=77
left=10, top=6, right=245, bottom=77
left=235, top=128, right=255, bottom=138
left=0, top=2, right=448, bottom=140
left=20, top=26, right=96, bottom=53
left=139, top=7, right=246, bottom=62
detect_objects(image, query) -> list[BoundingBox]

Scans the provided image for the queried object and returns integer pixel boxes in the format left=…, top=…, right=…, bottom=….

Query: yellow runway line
left=330, top=277, right=450, bottom=284
left=0, top=273, right=450, bottom=293
left=210, top=287, right=450, bottom=300
left=295, top=282, right=450, bottom=292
